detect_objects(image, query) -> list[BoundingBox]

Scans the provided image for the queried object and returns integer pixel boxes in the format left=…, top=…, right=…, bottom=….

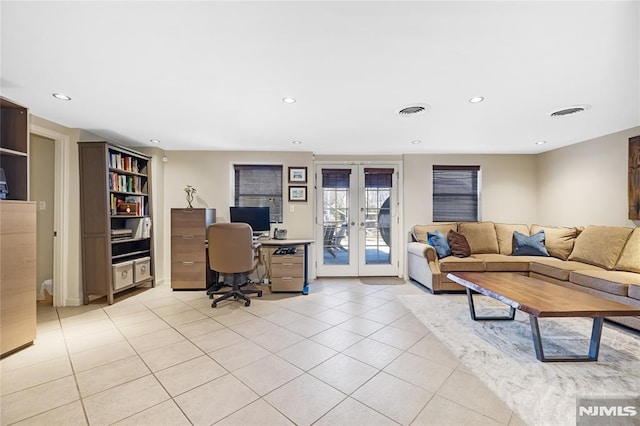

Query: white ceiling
left=1, top=1, right=639, bottom=154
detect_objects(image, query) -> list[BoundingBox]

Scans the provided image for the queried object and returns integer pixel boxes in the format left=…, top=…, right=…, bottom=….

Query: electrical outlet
left=38, top=201, right=46, bottom=210
left=289, top=205, right=295, bottom=213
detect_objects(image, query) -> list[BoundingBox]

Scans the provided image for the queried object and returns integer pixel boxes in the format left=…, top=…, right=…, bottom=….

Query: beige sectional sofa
left=407, top=221, right=640, bottom=331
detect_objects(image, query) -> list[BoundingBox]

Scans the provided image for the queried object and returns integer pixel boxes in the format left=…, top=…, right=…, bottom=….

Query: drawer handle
left=182, top=261, right=195, bottom=265
left=282, top=263, right=293, bottom=266
left=282, top=277, right=292, bottom=280
left=182, top=235, right=194, bottom=239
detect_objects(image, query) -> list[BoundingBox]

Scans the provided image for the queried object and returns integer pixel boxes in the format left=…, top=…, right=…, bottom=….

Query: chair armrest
left=252, top=242, right=262, bottom=250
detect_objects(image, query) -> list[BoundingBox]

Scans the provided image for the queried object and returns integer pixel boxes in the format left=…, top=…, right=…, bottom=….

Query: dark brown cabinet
left=0, top=97, right=29, bottom=201
left=171, top=208, right=215, bottom=289
left=78, top=142, right=154, bottom=304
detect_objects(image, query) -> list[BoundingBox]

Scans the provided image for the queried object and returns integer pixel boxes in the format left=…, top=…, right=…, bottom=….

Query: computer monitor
left=229, top=206, right=271, bottom=234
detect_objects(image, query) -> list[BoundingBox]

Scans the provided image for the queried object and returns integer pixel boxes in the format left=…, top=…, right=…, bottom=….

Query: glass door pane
left=358, top=166, right=397, bottom=276
left=317, top=166, right=358, bottom=276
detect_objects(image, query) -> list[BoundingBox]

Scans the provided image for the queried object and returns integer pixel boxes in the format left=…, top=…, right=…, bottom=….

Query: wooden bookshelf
left=78, top=142, right=154, bottom=304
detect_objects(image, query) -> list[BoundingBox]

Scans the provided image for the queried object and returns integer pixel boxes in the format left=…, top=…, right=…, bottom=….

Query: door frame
left=30, top=123, right=70, bottom=307
left=314, top=160, right=403, bottom=278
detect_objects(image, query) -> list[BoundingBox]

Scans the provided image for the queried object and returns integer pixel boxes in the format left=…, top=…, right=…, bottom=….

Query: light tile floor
left=0, top=279, right=526, bottom=426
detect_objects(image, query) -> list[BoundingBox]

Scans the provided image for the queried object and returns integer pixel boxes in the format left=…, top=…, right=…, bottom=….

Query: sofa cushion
left=615, top=227, right=640, bottom=273
left=530, top=225, right=577, bottom=260
left=412, top=223, right=457, bottom=244
left=512, top=230, right=550, bottom=257
left=439, top=256, right=486, bottom=272
left=495, top=223, right=530, bottom=255
left=472, top=253, right=532, bottom=272
left=447, top=230, right=471, bottom=258
left=529, top=258, right=604, bottom=281
left=568, top=226, right=633, bottom=270
left=428, top=230, right=451, bottom=259
left=458, top=222, right=499, bottom=254
left=629, top=284, right=640, bottom=301
left=569, top=270, right=639, bottom=297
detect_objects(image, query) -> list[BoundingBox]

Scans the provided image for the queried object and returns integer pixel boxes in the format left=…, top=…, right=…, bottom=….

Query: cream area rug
left=398, top=294, right=640, bottom=426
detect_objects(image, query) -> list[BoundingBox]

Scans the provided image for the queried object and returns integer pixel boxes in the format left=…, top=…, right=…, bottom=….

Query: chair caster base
left=211, top=301, right=217, bottom=308
left=245, top=300, right=250, bottom=307
left=257, top=291, right=263, bottom=297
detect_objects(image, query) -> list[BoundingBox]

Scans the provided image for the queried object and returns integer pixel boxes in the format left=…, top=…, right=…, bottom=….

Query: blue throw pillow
left=427, top=230, right=452, bottom=259
left=512, top=230, right=550, bottom=257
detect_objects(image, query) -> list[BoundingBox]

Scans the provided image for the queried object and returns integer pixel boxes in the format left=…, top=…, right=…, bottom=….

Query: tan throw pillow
left=495, top=223, right=530, bottom=255
left=447, top=230, right=471, bottom=258
left=412, top=223, right=457, bottom=244
left=568, top=226, right=634, bottom=270
left=530, top=225, right=577, bottom=260
left=615, top=227, right=640, bottom=273
left=458, top=222, right=499, bottom=254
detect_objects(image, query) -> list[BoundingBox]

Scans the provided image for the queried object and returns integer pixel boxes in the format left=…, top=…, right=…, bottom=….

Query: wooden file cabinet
left=171, top=208, right=215, bottom=289
left=1, top=201, right=36, bottom=356
left=269, top=246, right=305, bottom=292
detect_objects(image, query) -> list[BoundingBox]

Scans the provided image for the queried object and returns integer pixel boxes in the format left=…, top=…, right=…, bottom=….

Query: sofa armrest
left=408, top=241, right=442, bottom=291
left=408, top=242, right=440, bottom=273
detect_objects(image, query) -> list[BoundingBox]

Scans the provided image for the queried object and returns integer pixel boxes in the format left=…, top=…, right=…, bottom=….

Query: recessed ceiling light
left=536, top=141, right=547, bottom=145
left=150, top=139, right=161, bottom=144
left=282, top=97, right=296, bottom=104
left=411, top=140, right=422, bottom=145
left=52, top=93, right=71, bottom=101
left=292, top=140, right=302, bottom=145
left=469, top=97, right=484, bottom=103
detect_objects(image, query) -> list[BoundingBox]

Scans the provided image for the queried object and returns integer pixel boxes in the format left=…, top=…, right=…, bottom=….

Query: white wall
left=403, top=153, right=539, bottom=233
left=537, top=126, right=640, bottom=227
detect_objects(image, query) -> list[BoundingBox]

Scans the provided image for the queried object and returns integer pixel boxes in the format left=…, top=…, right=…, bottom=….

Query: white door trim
left=30, top=124, right=69, bottom=307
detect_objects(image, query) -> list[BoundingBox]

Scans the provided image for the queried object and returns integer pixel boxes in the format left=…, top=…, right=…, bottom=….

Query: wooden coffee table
left=447, top=272, right=640, bottom=362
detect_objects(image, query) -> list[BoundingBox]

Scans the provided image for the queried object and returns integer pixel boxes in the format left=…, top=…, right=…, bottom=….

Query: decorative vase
left=186, top=192, right=194, bottom=208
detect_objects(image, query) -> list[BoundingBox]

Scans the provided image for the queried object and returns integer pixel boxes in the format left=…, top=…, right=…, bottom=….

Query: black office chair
left=206, top=223, right=263, bottom=307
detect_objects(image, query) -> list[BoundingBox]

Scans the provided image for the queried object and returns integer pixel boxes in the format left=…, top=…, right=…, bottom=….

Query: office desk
left=259, top=239, right=314, bottom=295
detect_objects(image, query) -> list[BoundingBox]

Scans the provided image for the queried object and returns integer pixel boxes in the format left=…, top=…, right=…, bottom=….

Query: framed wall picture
left=288, top=167, right=307, bottom=183
left=289, top=186, right=307, bottom=202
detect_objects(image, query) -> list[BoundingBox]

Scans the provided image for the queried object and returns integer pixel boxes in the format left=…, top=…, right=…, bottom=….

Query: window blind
left=364, top=168, right=393, bottom=188
left=433, top=165, right=480, bottom=222
left=322, top=169, right=351, bottom=188
left=234, top=165, right=283, bottom=222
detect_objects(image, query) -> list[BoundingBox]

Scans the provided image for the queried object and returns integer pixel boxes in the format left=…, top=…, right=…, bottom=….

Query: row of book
left=109, top=172, right=144, bottom=193
left=109, top=152, right=141, bottom=173
left=110, top=218, right=152, bottom=240
left=110, top=194, right=146, bottom=216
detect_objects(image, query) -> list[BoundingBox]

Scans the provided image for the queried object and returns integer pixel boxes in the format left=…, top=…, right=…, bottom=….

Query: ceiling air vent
left=397, top=103, right=430, bottom=116
left=549, top=105, right=591, bottom=118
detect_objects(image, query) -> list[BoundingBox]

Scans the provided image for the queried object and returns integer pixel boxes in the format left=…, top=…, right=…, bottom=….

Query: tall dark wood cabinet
left=0, top=97, right=29, bottom=201
left=171, top=208, right=215, bottom=289
left=78, top=142, right=154, bottom=304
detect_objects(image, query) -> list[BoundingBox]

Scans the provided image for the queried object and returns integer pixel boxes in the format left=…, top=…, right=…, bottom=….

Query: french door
left=316, top=164, right=399, bottom=277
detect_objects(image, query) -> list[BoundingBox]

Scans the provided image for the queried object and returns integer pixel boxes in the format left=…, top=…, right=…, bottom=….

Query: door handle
left=350, top=221, right=356, bottom=226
